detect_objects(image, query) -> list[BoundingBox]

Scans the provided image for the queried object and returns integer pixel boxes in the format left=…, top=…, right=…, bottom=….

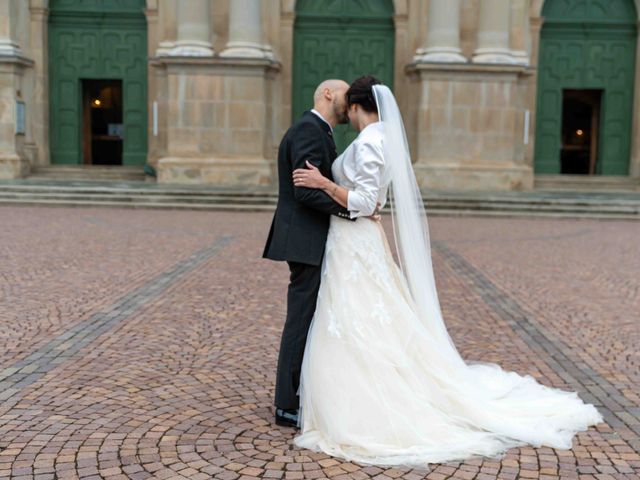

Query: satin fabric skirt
left=293, top=216, right=603, bottom=467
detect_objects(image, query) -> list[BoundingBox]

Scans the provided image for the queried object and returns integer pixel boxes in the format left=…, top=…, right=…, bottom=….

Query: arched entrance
left=534, top=0, right=638, bottom=175
left=292, top=0, right=395, bottom=152
left=48, top=0, right=147, bottom=166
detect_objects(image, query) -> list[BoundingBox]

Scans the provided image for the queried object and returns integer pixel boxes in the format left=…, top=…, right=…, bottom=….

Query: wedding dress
left=292, top=86, right=603, bottom=467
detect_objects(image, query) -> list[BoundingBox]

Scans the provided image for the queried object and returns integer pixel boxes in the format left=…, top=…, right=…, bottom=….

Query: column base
left=472, top=48, right=519, bottom=64
left=157, top=156, right=273, bottom=186
left=220, top=42, right=274, bottom=60
left=167, top=40, right=214, bottom=57
left=510, top=50, right=530, bottom=66
left=0, top=39, right=22, bottom=57
left=414, top=162, right=533, bottom=191
left=414, top=48, right=467, bottom=63
left=155, top=41, right=176, bottom=57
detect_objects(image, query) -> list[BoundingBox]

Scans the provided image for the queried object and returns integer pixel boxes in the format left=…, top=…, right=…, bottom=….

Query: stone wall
left=0, top=0, right=638, bottom=191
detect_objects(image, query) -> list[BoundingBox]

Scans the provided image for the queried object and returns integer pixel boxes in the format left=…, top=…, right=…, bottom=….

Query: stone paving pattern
left=0, top=207, right=638, bottom=480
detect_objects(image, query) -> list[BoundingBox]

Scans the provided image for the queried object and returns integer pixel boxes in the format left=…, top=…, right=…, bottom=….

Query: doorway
left=560, top=89, right=601, bottom=175
left=534, top=0, right=637, bottom=175
left=82, top=80, right=123, bottom=165
left=48, top=0, right=147, bottom=166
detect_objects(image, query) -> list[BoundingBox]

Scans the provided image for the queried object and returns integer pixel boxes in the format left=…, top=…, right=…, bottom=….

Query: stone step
left=0, top=184, right=638, bottom=218
left=0, top=191, right=278, bottom=205
left=0, top=183, right=276, bottom=198
left=29, top=165, right=147, bottom=181
left=0, top=197, right=274, bottom=212
left=28, top=174, right=148, bottom=180
left=31, top=165, right=145, bottom=171
left=0, top=198, right=637, bottom=219
left=535, top=175, right=640, bottom=192
left=3, top=181, right=640, bottom=203
left=2, top=185, right=639, bottom=206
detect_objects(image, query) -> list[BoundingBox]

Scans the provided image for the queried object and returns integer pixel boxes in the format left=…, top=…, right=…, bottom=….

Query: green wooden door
left=48, top=0, right=147, bottom=165
left=293, top=0, right=395, bottom=153
left=535, top=0, right=637, bottom=175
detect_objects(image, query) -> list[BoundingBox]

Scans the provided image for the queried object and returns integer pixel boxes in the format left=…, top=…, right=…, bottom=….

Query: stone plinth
left=406, top=62, right=534, bottom=191
left=0, top=55, right=34, bottom=179
left=157, top=157, right=271, bottom=185
left=151, top=57, right=279, bottom=186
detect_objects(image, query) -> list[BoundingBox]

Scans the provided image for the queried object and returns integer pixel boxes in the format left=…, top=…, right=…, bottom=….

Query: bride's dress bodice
left=330, top=155, right=347, bottom=186
left=331, top=121, right=388, bottom=219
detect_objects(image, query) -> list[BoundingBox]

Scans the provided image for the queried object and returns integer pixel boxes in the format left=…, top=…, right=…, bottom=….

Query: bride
left=290, top=75, right=603, bottom=467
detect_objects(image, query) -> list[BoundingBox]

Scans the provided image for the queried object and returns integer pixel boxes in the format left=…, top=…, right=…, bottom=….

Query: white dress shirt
left=310, top=109, right=333, bottom=133
left=332, top=121, right=387, bottom=219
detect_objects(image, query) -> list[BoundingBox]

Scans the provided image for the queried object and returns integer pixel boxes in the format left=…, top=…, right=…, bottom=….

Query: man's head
left=312, top=79, right=350, bottom=127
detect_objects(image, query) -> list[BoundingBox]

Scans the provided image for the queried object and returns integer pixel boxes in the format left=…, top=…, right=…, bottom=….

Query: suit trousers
left=274, top=260, right=322, bottom=410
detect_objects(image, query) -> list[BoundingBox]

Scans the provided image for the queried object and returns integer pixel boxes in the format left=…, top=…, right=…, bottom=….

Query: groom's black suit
left=263, top=110, right=353, bottom=410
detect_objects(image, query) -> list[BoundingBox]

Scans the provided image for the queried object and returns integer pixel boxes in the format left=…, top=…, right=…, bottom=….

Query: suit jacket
left=263, top=111, right=353, bottom=266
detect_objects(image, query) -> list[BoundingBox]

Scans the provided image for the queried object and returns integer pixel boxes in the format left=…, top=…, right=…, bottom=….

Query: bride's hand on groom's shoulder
left=293, top=160, right=328, bottom=189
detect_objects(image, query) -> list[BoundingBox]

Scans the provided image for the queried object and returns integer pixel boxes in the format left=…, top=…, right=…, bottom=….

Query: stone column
left=414, top=0, right=466, bottom=63
left=0, top=0, right=21, bottom=56
left=473, top=0, right=517, bottom=64
left=509, top=0, right=531, bottom=66
left=156, top=0, right=178, bottom=57
left=169, top=0, right=214, bottom=56
left=220, top=0, right=273, bottom=59
left=28, top=0, right=49, bottom=167
left=0, top=0, right=33, bottom=179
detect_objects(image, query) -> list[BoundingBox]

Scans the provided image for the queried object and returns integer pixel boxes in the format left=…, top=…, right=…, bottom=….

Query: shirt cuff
left=347, top=191, right=362, bottom=218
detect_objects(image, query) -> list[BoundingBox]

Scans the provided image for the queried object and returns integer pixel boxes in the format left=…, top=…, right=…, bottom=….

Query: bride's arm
left=292, top=161, right=349, bottom=208
left=293, top=139, right=384, bottom=219
left=345, top=142, right=384, bottom=218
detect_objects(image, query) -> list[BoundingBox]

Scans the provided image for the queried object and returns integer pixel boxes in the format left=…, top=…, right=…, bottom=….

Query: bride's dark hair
left=346, top=75, right=383, bottom=113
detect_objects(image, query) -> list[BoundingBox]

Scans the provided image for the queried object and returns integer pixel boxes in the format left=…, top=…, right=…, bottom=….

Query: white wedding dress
left=292, top=86, right=603, bottom=467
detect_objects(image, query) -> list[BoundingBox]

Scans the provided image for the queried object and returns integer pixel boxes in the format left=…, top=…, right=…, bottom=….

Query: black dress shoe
left=275, top=407, right=299, bottom=428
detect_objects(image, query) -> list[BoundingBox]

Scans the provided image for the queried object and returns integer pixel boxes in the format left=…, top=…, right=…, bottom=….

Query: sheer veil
left=372, top=85, right=466, bottom=367
left=371, top=84, right=602, bottom=441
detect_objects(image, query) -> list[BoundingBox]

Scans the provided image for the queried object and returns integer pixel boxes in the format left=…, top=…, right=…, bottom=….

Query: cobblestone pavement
left=0, top=206, right=638, bottom=480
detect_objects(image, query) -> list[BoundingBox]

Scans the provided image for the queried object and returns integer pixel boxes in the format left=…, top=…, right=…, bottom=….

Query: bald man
left=263, top=79, right=353, bottom=428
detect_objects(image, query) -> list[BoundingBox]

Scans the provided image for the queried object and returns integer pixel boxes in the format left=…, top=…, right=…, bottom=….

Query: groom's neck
left=312, top=104, right=336, bottom=129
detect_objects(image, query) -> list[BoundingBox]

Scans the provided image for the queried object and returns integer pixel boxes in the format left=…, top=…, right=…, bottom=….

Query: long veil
left=372, top=84, right=602, bottom=443
left=373, top=85, right=466, bottom=366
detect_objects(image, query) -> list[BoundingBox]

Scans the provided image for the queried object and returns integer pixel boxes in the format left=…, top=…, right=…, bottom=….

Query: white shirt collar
left=310, top=108, right=333, bottom=133
left=360, top=120, right=383, bottom=133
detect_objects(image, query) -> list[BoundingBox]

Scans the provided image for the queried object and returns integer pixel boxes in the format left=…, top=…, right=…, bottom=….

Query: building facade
left=0, top=0, right=639, bottom=191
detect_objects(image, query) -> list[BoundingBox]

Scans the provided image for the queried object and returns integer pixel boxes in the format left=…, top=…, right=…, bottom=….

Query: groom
left=263, top=79, right=354, bottom=428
